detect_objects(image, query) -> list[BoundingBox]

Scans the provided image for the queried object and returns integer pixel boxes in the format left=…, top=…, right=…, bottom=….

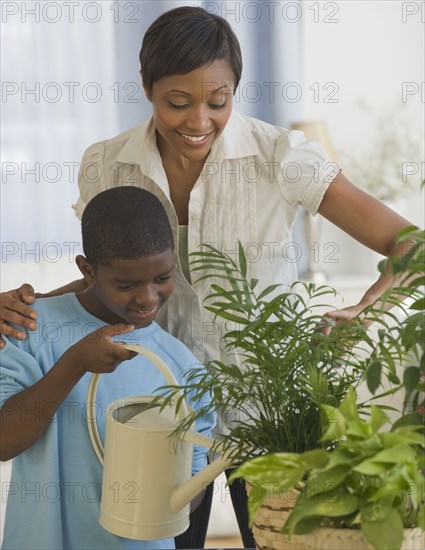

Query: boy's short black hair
left=81, top=187, right=174, bottom=265
left=140, top=6, right=242, bottom=95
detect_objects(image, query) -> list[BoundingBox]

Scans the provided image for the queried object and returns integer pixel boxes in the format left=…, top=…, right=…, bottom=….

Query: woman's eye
left=157, top=276, right=172, bottom=283
left=209, top=103, right=226, bottom=109
left=169, top=102, right=189, bottom=110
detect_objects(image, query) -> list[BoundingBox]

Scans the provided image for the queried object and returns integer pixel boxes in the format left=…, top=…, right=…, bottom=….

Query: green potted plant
left=229, top=225, right=425, bottom=550
left=158, top=225, right=423, bottom=550
left=232, top=387, right=424, bottom=550
left=156, top=241, right=398, bottom=549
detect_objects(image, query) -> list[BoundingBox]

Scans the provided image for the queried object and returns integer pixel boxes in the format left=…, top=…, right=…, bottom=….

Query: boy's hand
left=0, top=284, right=38, bottom=347
left=63, top=324, right=138, bottom=376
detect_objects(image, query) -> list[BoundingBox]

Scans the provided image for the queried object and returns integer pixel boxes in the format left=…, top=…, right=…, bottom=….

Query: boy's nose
left=134, top=287, right=157, bottom=308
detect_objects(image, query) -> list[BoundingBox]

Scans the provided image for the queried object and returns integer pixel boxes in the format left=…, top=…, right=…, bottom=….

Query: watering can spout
left=170, top=430, right=233, bottom=512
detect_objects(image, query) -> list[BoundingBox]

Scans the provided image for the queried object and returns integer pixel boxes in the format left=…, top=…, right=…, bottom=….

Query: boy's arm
left=0, top=324, right=136, bottom=461
left=0, top=280, right=88, bottom=347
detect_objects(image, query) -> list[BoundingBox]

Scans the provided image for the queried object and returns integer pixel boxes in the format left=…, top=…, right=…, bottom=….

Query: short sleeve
left=275, top=130, right=340, bottom=214
left=0, top=338, right=44, bottom=408
left=72, top=141, right=107, bottom=221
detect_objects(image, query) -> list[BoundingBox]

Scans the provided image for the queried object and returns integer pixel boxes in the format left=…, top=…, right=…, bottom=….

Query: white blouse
left=178, top=225, right=191, bottom=284
left=73, top=111, right=338, bottom=366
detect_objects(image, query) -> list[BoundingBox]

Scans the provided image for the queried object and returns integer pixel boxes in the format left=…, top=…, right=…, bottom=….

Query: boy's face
left=78, top=249, right=175, bottom=328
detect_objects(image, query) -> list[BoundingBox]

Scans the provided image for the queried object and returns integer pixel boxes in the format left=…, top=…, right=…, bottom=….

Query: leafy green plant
left=228, top=226, right=425, bottom=550
left=154, top=226, right=423, bottom=549
left=157, top=243, right=386, bottom=462
left=231, top=388, right=425, bottom=550
left=363, top=226, right=425, bottom=421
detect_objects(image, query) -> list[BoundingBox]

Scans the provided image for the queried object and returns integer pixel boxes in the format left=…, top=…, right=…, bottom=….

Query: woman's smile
left=176, top=130, right=215, bottom=146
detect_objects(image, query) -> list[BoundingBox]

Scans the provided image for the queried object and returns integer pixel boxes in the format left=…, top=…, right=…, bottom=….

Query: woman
left=0, top=6, right=413, bottom=548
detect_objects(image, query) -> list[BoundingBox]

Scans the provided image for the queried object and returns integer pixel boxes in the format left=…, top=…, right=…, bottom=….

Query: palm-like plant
left=159, top=243, right=379, bottom=462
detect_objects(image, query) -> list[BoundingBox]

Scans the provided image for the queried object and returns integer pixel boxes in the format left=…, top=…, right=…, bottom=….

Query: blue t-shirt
left=0, top=293, right=215, bottom=550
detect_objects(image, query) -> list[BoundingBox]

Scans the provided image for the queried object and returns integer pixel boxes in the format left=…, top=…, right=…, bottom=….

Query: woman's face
left=147, top=60, right=234, bottom=162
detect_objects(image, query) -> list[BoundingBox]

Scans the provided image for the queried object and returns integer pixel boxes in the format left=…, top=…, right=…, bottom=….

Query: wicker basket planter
left=302, top=527, right=424, bottom=550
left=248, top=486, right=306, bottom=550
left=247, top=482, right=424, bottom=550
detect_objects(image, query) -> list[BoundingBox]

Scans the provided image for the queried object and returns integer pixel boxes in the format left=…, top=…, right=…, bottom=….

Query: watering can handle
left=86, top=343, right=190, bottom=464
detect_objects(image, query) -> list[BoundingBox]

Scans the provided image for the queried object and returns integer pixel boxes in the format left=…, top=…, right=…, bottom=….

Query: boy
left=0, top=187, right=214, bottom=550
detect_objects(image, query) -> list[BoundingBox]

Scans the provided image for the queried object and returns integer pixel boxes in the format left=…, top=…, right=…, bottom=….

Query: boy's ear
left=76, top=255, right=96, bottom=286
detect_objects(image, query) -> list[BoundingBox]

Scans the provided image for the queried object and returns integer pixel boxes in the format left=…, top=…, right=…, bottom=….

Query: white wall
left=301, top=0, right=424, bottom=278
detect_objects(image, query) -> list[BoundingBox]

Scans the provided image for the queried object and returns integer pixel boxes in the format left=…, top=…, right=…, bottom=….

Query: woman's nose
left=187, top=106, right=211, bottom=131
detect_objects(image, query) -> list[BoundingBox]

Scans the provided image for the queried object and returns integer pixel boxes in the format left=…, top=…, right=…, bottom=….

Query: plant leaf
left=368, top=474, right=405, bottom=501
left=346, top=419, right=372, bottom=438
left=370, top=405, right=389, bottom=433
left=339, top=389, right=360, bottom=422
left=361, top=507, right=404, bottom=550
left=256, top=284, right=283, bottom=301
left=403, top=366, right=421, bottom=393
left=370, top=444, right=418, bottom=464
left=282, top=487, right=358, bottom=536
left=382, top=431, right=425, bottom=447
left=282, top=515, right=322, bottom=535
left=353, top=460, right=392, bottom=475
left=230, top=453, right=306, bottom=488
left=300, top=449, right=329, bottom=469
left=367, top=360, right=382, bottom=394
left=238, top=241, right=247, bottom=278
left=388, top=371, right=401, bottom=385
left=410, top=297, right=425, bottom=310
left=306, top=465, right=350, bottom=498
left=321, top=405, right=346, bottom=441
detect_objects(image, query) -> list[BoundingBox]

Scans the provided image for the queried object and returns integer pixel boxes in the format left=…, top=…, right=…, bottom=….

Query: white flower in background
left=340, top=100, right=424, bottom=202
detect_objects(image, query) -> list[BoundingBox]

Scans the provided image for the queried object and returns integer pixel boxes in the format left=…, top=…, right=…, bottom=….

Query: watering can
left=86, top=343, right=233, bottom=540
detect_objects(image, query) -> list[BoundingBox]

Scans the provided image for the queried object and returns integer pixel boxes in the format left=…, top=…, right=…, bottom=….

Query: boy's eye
left=117, top=284, right=135, bottom=290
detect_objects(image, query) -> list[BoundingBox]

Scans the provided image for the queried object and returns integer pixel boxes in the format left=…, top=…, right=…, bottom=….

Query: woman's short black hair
left=81, top=187, right=174, bottom=266
left=140, top=6, right=242, bottom=94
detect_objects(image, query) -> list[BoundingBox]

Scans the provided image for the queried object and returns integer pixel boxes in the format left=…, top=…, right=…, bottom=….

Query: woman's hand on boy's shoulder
left=0, top=284, right=37, bottom=347
left=62, top=324, right=138, bottom=377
